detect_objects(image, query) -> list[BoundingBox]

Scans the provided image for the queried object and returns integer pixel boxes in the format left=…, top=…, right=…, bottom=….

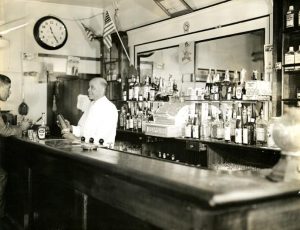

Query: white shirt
left=72, top=96, right=118, bottom=146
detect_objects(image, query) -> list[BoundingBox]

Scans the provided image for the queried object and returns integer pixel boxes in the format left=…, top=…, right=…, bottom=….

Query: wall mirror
left=137, top=29, right=265, bottom=90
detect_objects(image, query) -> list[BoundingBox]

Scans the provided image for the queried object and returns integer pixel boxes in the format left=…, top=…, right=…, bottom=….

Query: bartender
left=61, top=77, right=118, bottom=147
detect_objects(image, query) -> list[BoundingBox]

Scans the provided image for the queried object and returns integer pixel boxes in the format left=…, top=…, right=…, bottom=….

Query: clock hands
left=49, top=26, right=59, bottom=44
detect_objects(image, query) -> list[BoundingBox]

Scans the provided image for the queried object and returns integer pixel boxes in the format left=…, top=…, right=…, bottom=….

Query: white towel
left=77, top=94, right=91, bottom=112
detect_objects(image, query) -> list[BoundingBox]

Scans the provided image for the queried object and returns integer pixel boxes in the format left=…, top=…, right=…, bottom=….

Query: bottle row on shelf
left=284, top=46, right=300, bottom=71
left=122, top=68, right=271, bottom=103
left=117, top=100, right=277, bottom=149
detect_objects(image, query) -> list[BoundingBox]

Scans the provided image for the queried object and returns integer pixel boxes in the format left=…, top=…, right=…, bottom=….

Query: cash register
left=145, top=102, right=191, bottom=137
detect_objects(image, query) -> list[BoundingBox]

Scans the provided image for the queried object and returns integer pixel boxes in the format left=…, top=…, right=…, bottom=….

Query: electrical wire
left=59, top=12, right=104, bottom=22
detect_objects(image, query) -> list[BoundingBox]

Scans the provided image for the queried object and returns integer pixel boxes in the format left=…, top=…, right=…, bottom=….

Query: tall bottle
left=230, top=104, right=237, bottom=142
left=204, top=69, right=212, bottom=100
left=220, top=70, right=230, bottom=100
left=192, top=114, right=200, bottom=139
left=38, top=113, right=47, bottom=140
left=235, top=103, right=242, bottom=144
left=216, top=113, right=224, bottom=140
left=286, top=5, right=294, bottom=28
left=224, top=110, right=231, bottom=142
left=119, top=107, right=126, bottom=130
left=256, top=108, right=267, bottom=145
left=213, top=73, right=220, bottom=101
left=232, top=70, right=239, bottom=100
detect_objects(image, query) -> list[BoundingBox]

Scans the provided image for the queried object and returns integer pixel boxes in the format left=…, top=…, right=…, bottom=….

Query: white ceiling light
left=154, top=0, right=193, bottom=17
left=0, top=18, right=28, bottom=35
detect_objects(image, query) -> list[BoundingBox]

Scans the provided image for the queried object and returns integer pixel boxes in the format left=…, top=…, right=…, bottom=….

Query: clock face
left=33, top=16, right=68, bottom=50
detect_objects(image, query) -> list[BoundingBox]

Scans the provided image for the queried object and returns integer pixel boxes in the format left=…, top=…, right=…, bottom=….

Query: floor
left=0, top=216, right=18, bottom=230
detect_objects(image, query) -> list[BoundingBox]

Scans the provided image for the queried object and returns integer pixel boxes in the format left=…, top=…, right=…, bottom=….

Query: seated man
left=62, top=78, right=118, bottom=147
left=0, top=74, right=30, bottom=220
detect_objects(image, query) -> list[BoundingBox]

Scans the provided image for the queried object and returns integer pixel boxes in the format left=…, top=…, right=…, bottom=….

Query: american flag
left=103, top=11, right=116, bottom=49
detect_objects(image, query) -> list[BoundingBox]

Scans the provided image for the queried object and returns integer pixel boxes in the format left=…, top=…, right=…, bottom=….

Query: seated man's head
left=88, top=77, right=107, bottom=101
left=0, top=74, right=11, bottom=101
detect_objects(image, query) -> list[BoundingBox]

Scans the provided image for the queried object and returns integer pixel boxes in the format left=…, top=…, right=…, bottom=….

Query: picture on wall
left=178, top=41, right=194, bottom=74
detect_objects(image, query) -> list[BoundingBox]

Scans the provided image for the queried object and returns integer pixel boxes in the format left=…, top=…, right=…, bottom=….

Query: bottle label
left=242, top=128, right=248, bottom=144
left=236, top=87, right=242, bottom=99
left=256, top=128, right=266, bottom=141
left=286, top=13, right=294, bottom=28
left=38, top=127, right=46, bottom=139
left=295, top=52, right=300, bottom=64
left=285, top=53, right=295, bottom=65
left=235, top=128, right=242, bottom=144
left=224, top=126, right=231, bottom=141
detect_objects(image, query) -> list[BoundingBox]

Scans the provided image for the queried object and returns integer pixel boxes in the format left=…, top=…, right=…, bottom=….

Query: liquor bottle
left=248, top=118, right=255, bottom=145
left=192, top=114, right=200, bottom=139
left=210, top=70, right=216, bottom=100
left=220, top=70, right=230, bottom=100
left=119, top=107, right=126, bottom=130
left=126, top=113, right=130, bottom=130
left=201, top=115, right=211, bottom=139
left=230, top=104, right=237, bottom=142
left=216, top=113, right=224, bottom=140
left=38, top=113, right=47, bottom=140
left=213, top=73, right=220, bottom=100
left=235, top=115, right=242, bottom=144
left=205, top=69, right=212, bottom=100
left=129, top=113, right=134, bottom=131
left=299, top=9, right=300, bottom=27
left=232, top=70, right=239, bottom=100
left=256, top=108, right=267, bottom=145
left=133, top=112, right=138, bottom=132
left=242, top=113, right=249, bottom=145
left=242, top=105, right=247, bottom=127
left=141, top=110, right=148, bottom=133
left=128, top=77, right=134, bottom=101
left=143, top=76, right=150, bottom=101
left=285, top=46, right=295, bottom=65
left=236, top=69, right=246, bottom=100
left=286, top=5, right=294, bottom=28
left=210, top=113, right=218, bottom=139
left=184, top=115, right=192, bottom=138
left=224, top=110, right=231, bottom=142
left=235, top=103, right=242, bottom=144
left=137, top=110, right=142, bottom=132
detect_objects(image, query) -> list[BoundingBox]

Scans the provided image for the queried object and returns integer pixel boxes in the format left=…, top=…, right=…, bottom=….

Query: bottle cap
left=99, top=139, right=104, bottom=145
left=81, top=136, right=85, bottom=142
left=289, top=5, right=294, bottom=11
left=289, top=46, right=294, bottom=52
left=89, top=137, right=94, bottom=143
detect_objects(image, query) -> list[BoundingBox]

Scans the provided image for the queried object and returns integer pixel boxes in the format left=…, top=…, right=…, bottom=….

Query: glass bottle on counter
left=230, top=104, right=237, bottom=142
left=184, top=115, right=193, bottom=138
left=37, top=113, right=47, bottom=140
left=119, top=107, right=126, bottom=130
left=201, top=115, right=211, bottom=139
left=286, top=5, right=294, bottom=28
left=256, top=108, right=267, bottom=145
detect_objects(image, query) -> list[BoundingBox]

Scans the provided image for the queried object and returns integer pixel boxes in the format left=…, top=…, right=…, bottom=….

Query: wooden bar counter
left=1, top=136, right=300, bottom=230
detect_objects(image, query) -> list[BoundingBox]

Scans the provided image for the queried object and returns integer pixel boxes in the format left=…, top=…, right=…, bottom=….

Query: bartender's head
left=88, top=77, right=107, bottom=101
left=0, top=74, right=11, bottom=101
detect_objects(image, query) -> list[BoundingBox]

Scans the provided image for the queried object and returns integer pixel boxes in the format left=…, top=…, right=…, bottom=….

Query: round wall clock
left=33, top=16, right=68, bottom=50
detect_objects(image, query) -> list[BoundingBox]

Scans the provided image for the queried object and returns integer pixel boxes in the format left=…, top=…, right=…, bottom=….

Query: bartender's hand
left=62, top=132, right=78, bottom=141
left=56, top=119, right=72, bottom=132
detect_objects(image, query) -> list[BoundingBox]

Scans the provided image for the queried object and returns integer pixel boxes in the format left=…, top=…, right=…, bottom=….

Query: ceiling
left=25, top=0, right=229, bottom=30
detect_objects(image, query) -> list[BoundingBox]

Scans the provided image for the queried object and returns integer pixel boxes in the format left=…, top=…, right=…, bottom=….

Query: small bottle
left=256, top=109, right=267, bottom=145
left=220, top=70, right=230, bottom=100
left=286, top=5, right=294, bottom=28
left=37, top=113, right=47, bottom=140
left=285, top=46, right=295, bottom=65
left=184, top=116, right=192, bottom=138
left=232, top=70, right=239, bottom=100
left=192, top=114, right=200, bottom=139
left=235, top=115, right=242, bottom=144
left=216, top=113, right=224, bottom=140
